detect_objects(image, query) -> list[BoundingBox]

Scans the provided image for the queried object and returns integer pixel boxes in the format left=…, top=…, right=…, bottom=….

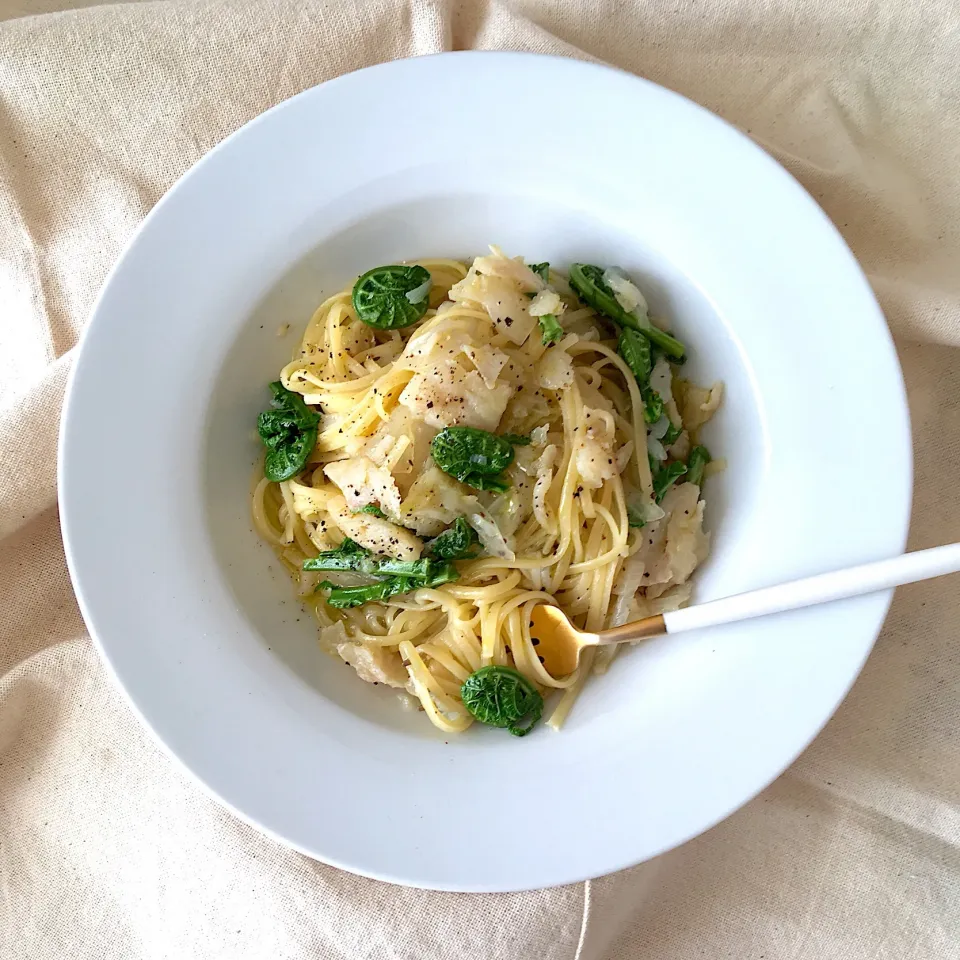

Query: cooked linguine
left=252, top=247, right=721, bottom=735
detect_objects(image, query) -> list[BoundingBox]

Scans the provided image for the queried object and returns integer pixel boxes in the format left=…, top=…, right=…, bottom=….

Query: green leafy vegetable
left=430, top=426, right=515, bottom=493
left=617, top=329, right=664, bottom=424
left=460, top=665, right=544, bottom=737
left=355, top=504, right=385, bottom=518
left=686, top=445, right=712, bottom=486
left=257, top=381, right=321, bottom=482
left=319, top=577, right=416, bottom=609
left=568, top=263, right=686, bottom=361
left=301, top=537, right=366, bottom=572
left=528, top=262, right=550, bottom=282
left=499, top=433, right=532, bottom=446
left=421, top=562, right=461, bottom=588
left=618, top=328, right=653, bottom=386
left=662, top=421, right=683, bottom=448
left=537, top=313, right=564, bottom=346
left=652, top=460, right=688, bottom=503
left=525, top=263, right=563, bottom=344
left=319, top=558, right=460, bottom=608
left=651, top=334, right=687, bottom=367
left=642, top=389, right=664, bottom=425
left=304, top=540, right=452, bottom=581
left=374, top=556, right=447, bottom=579
left=351, top=264, right=432, bottom=330
left=307, top=539, right=459, bottom=608
left=627, top=495, right=665, bottom=528
left=426, top=517, right=480, bottom=561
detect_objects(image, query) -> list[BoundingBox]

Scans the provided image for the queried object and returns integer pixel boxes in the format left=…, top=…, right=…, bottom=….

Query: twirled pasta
left=252, top=248, right=721, bottom=733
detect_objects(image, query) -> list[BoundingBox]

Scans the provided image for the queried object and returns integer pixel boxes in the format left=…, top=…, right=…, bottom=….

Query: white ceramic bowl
left=59, top=52, right=911, bottom=891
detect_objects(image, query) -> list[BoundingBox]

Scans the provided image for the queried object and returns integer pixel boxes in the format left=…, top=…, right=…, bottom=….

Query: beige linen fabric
left=1, top=0, right=958, bottom=956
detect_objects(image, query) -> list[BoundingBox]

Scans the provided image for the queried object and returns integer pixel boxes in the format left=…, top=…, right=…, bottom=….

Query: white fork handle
left=664, top=543, right=960, bottom=635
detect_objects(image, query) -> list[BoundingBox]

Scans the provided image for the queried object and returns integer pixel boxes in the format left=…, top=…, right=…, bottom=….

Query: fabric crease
left=0, top=0, right=957, bottom=958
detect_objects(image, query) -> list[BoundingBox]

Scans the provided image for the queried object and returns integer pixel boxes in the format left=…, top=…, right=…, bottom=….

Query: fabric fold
left=1, top=0, right=958, bottom=957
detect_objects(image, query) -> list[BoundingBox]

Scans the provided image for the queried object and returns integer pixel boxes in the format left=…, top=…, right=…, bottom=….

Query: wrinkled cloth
left=1, top=1, right=959, bottom=957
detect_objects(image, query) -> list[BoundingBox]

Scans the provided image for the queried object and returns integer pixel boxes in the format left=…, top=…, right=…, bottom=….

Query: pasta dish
left=252, top=247, right=720, bottom=736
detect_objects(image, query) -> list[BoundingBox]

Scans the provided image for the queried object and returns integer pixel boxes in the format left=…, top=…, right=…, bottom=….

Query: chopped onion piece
left=539, top=349, right=575, bottom=389
left=531, top=424, right=549, bottom=446
left=650, top=356, right=673, bottom=399
left=528, top=289, right=562, bottom=317
left=405, top=275, right=432, bottom=304
left=614, top=553, right=647, bottom=598
left=647, top=435, right=667, bottom=461
left=532, top=444, right=558, bottom=533
left=602, top=267, right=650, bottom=326
left=633, top=499, right=666, bottom=524
left=609, top=592, right=639, bottom=629
left=649, top=415, right=671, bottom=441
left=318, top=620, right=348, bottom=651
left=467, top=511, right=515, bottom=561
